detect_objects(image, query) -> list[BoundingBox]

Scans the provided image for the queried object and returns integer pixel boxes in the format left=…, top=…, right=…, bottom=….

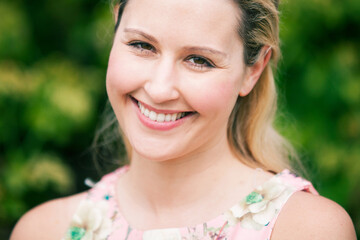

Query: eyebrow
left=184, top=46, right=227, bottom=58
left=123, top=28, right=228, bottom=58
left=124, top=28, right=158, bottom=43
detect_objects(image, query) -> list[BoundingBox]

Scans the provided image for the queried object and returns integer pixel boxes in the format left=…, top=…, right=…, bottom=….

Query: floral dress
left=63, top=166, right=318, bottom=240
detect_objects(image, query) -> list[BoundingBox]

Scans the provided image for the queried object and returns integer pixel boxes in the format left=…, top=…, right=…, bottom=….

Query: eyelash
left=128, top=41, right=155, bottom=54
left=185, top=55, right=215, bottom=69
left=127, top=41, right=216, bottom=69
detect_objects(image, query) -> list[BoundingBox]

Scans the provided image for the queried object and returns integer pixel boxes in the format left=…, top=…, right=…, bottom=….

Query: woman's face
left=106, top=0, right=249, bottom=161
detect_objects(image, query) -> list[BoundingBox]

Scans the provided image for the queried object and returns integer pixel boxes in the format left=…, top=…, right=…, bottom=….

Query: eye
left=128, top=41, right=155, bottom=53
left=186, top=55, right=215, bottom=69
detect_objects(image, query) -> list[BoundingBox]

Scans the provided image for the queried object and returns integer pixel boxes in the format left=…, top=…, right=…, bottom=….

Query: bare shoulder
left=10, top=192, right=87, bottom=240
left=271, top=191, right=357, bottom=240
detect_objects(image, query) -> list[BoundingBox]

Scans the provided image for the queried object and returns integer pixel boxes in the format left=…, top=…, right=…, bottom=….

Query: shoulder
left=10, top=192, right=87, bottom=240
left=271, top=191, right=357, bottom=240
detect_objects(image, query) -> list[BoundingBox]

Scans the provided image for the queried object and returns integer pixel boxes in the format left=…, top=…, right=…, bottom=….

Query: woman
left=11, top=0, right=356, bottom=239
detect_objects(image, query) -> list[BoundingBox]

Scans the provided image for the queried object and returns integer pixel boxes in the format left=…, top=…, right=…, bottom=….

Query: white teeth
left=156, top=113, right=165, bottom=122
left=165, top=114, right=171, bottom=122
left=137, top=101, right=188, bottom=122
left=144, top=108, right=150, bottom=117
left=149, top=111, right=157, bottom=121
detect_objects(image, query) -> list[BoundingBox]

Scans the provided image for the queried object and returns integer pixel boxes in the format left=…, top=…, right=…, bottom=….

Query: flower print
left=64, top=199, right=112, bottom=240
left=224, top=176, right=295, bottom=231
left=143, top=228, right=182, bottom=240
left=176, top=222, right=229, bottom=240
left=206, top=227, right=227, bottom=240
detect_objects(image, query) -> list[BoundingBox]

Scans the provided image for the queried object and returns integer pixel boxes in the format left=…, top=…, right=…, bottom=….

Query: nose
left=144, top=57, right=180, bottom=103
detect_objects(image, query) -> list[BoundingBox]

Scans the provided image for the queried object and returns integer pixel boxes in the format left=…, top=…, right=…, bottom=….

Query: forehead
left=119, top=0, right=242, bottom=48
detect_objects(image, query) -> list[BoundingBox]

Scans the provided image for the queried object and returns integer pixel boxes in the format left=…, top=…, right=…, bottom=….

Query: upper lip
left=130, top=95, right=194, bottom=114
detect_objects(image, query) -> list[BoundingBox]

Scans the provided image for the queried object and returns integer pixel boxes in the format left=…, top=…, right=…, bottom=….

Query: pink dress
left=63, top=166, right=318, bottom=240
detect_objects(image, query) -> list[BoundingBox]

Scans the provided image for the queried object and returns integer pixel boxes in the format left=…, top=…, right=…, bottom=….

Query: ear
left=113, top=4, right=120, bottom=23
left=239, top=47, right=272, bottom=97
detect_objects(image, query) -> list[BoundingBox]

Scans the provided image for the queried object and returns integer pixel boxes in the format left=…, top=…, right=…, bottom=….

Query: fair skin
left=106, top=0, right=268, bottom=229
left=11, top=0, right=357, bottom=239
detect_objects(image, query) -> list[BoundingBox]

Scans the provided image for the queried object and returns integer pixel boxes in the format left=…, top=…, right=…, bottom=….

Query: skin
left=10, top=0, right=357, bottom=239
left=106, top=0, right=273, bottom=229
left=107, top=0, right=247, bottom=162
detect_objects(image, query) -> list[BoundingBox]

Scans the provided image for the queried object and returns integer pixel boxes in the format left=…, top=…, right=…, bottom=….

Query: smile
left=130, top=96, right=194, bottom=125
left=138, top=101, right=186, bottom=122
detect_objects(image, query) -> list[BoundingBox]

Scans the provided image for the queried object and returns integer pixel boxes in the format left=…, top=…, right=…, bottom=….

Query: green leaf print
left=68, top=226, right=86, bottom=240
left=245, top=192, right=263, bottom=204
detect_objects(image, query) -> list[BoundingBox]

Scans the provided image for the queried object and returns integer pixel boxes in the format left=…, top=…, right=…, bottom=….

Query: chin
left=136, top=150, right=180, bottom=162
left=132, top=142, right=184, bottom=163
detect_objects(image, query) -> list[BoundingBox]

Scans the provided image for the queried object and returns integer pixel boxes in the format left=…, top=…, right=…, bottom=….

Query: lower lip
left=131, top=100, right=192, bottom=131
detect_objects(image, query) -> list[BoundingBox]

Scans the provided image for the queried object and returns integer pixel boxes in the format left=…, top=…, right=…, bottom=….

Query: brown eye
left=140, top=43, right=153, bottom=50
left=129, top=41, right=155, bottom=52
left=193, top=57, right=206, bottom=65
left=187, top=55, right=215, bottom=69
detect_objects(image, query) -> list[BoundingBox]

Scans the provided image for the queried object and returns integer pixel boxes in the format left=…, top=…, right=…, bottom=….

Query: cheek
left=106, top=48, right=147, bottom=98
left=184, top=75, right=241, bottom=116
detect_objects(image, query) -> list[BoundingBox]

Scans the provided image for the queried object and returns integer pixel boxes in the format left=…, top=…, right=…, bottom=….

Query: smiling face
left=106, top=0, right=250, bottom=161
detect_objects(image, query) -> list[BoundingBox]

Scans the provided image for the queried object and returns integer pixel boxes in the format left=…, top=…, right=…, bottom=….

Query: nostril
left=143, top=81, right=180, bottom=103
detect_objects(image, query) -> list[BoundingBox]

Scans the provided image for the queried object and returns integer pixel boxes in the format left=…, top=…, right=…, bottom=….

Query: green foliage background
left=0, top=0, right=359, bottom=238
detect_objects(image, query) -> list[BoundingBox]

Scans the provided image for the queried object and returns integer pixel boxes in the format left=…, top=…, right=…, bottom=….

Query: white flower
left=143, top=228, right=182, bottom=240
left=224, top=177, right=295, bottom=231
left=64, top=199, right=112, bottom=240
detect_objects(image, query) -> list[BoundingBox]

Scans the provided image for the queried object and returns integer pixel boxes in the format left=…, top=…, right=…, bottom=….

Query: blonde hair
left=228, top=0, right=298, bottom=173
left=95, top=0, right=301, bottom=174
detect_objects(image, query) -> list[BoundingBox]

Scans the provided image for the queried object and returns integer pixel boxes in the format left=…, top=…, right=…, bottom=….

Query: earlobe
left=239, top=47, right=272, bottom=97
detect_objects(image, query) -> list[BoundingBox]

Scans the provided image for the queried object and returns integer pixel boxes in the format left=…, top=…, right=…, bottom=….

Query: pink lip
left=131, top=98, right=193, bottom=131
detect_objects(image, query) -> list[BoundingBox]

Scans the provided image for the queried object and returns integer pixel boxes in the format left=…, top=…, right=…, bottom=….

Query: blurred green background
left=0, top=0, right=359, bottom=238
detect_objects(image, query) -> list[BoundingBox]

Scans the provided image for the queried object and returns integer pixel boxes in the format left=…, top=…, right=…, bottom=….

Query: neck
left=120, top=136, right=253, bottom=215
